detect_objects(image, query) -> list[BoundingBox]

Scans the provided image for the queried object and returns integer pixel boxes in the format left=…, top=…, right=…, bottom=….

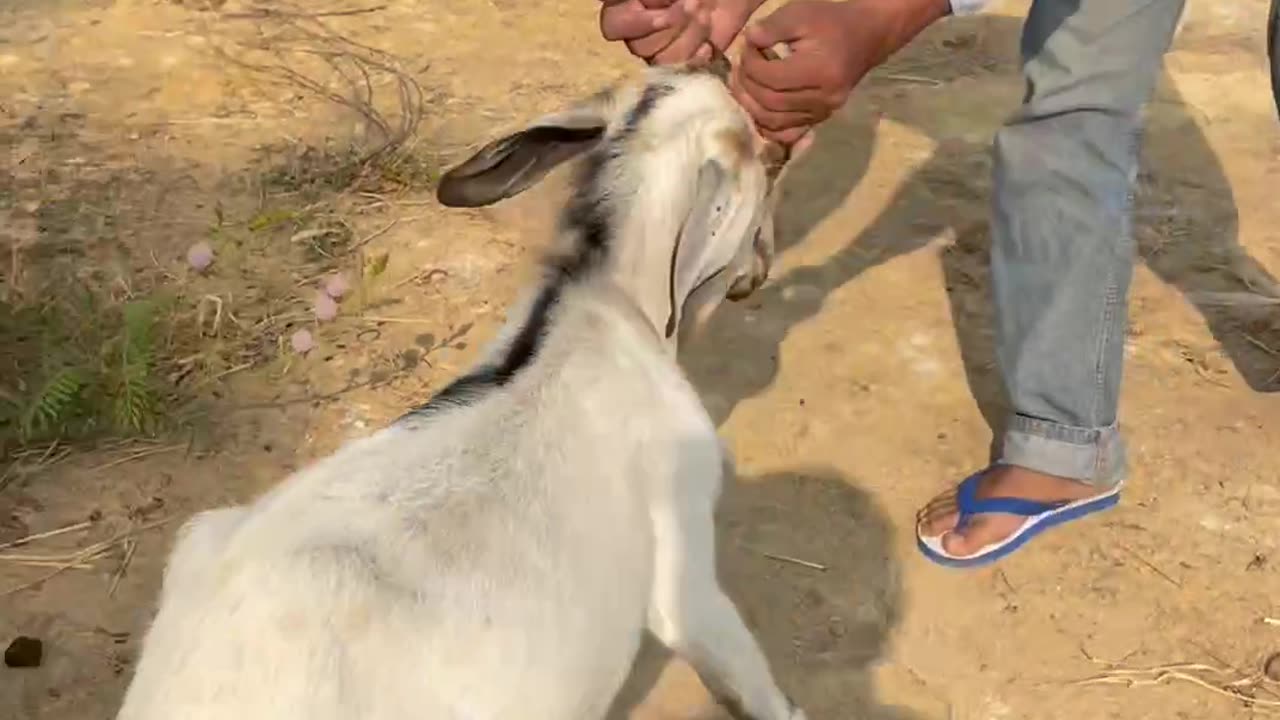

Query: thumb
left=744, top=5, right=807, bottom=49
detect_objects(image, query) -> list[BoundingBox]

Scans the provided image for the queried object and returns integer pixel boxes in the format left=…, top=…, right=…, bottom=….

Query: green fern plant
left=19, top=367, right=88, bottom=441
left=110, top=299, right=160, bottom=435
left=9, top=298, right=166, bottom=445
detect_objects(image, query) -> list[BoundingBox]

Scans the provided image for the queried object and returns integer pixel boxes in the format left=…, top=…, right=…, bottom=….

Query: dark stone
left=4, top=636, right=43, bottom=668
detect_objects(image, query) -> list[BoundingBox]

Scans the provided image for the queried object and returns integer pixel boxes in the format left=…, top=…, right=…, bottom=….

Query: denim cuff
left=998, top=415, right=1127, bottom=487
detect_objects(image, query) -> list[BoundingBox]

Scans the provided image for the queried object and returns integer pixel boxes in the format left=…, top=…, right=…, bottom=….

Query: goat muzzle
left=703, top=45, right=792, bottom=303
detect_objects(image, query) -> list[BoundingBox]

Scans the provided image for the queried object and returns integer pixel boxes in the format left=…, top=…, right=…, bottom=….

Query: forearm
left=835, top=0, right=953, bottom=64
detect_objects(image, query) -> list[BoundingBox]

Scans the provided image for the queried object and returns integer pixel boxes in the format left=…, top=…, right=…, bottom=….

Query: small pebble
left=290, top=329, right=315, bottom=354
left=313, top=292, right=338, bottom=322
left=186, top=241, right=214, bottom=272
left=1265, top=652, right=1280, bottom=682
left=323, top=273, right=350, bottom=300
left=4, top=636, right=43, bottom=668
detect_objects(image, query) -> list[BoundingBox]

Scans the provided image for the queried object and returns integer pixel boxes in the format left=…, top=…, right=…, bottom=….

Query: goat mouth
left=725, top=234, right=771, bottom=302
left=725, top=261, right=766, bottom=302
left=704, top=52, right=732, bottom=83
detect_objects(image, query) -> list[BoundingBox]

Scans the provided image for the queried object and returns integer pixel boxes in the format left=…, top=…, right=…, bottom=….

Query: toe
left=940, top=512, right=1025, bottom=557
left=940, top=526, right=981, bottom=556
left=917, top=495, right=959, bottom=537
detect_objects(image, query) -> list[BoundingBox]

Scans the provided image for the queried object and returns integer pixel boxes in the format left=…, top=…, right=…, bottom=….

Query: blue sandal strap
left=954, top=473, right=1070, bottom=528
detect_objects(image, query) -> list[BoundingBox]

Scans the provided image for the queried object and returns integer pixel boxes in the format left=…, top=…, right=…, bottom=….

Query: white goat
left=116, top=59, right=804, bottom=720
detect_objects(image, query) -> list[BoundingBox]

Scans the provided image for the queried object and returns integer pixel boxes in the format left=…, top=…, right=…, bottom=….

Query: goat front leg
left=646, top=448, right=805, bottom=720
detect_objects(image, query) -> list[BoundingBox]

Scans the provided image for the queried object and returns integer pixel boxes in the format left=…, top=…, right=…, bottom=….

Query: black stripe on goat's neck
left=401, top=281, right=563, bottom=417
left=550, top=80, right=672, bottom=280
left=399, top=82, right=674, bottom=421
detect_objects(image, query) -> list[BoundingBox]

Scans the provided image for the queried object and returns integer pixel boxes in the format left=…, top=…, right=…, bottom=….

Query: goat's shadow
left=608, top=466, right=920, bottom=720
left=685, top=13, right=1276, bottom=448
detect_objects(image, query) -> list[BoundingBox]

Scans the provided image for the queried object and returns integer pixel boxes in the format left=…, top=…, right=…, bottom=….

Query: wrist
left=839, top=0, right=949, bottom=58
left=889, top=0, right=952, bottom=31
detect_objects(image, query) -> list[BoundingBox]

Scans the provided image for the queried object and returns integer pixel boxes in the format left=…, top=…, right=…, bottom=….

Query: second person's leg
left=917, top=0, right=1186, bottom=566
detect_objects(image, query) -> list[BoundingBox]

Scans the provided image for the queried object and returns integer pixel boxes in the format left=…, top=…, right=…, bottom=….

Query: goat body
left=117, top=62, right=803, bottom=720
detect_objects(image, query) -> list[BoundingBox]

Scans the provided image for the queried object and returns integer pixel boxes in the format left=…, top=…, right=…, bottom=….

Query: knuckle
left=758, top=114, right=789, bottom=131
left=760, top=89, right=789, bottom=112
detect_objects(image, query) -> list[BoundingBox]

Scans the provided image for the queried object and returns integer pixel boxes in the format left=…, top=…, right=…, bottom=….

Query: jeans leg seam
left=1090, top=123, right=1141, bottom=479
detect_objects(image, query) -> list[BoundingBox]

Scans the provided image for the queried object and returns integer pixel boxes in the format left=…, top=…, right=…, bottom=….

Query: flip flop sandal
left=916, top=470, right=1123, bottom=569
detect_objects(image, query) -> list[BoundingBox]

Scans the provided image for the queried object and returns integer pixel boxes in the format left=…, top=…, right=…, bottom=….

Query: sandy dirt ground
left=2, top=1, right=1279, bottom=719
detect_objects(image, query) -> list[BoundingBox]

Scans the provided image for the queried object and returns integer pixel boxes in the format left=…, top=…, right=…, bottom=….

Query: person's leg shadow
left=607, top=466, right=922, bottom=720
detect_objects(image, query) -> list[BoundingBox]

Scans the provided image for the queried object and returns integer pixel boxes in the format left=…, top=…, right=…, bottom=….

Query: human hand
left=704, top=0, right=765, bottom=52
left=732, top=0, right=949, bottom=145
left=599, top=0, right=714, bottom=65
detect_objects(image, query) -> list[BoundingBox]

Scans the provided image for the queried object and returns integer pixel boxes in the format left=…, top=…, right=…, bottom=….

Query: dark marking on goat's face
left=406, top=65, right=781, bottom=421
left=618, top=81, right=674, bottom=142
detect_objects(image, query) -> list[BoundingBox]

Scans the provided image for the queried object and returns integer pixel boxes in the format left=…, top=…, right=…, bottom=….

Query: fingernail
left=652, top=13, right=672, bottom=30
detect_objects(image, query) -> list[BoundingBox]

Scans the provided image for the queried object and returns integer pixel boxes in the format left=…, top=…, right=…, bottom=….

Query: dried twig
left=357, top=316, right=436, bottom=325
left=744, top=544, right=827, bottom=571
left=759, top=551, right=827, bottom=571
left=224, top=5, right=389, bottom=21
left=0, top=520, right=94, bottom=552
left=207, top=4, right=425, bottom=174
left=8, top=560, right=96, bottom=570
left=1073, top=662, right=1280, bottom=711
left=0, top=517, right=172, bottom=597
left=350, top=217, right=399, bottom=251
left=1116, top=544, right=1182, bottom=588
left=109, top=539, right=139, bottom=597
left=0, top=460, right=16, bottom=493
left=880, top=73, right=944, bottom=87
left=87, top=443, right=185, bottom=472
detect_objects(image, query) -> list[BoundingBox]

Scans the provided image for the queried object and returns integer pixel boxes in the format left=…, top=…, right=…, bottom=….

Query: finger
left=740, top=43, right=827, bottom=92
left=737, top=69, right=828, bottom=115
left=791, top=130, right=815, bottom=158
left=743, top=4, right=810, bottom=49
left=760, top=125, right=811, bottom=146
left=734, top=83, right=813, bottom=133
left=600, top=1, right=672, bottom=41
left=649, top=10, right=710, bottom=64
left=635, top=0, right=680, bottom=7
left=626, top=23, right=689, bottom=60
left=624, top=8, right=687, bottom=59
left=733, top=61, right=827, bottom=126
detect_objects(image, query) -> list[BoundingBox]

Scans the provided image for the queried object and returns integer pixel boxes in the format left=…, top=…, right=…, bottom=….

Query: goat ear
left=665, top=159, right=737, bottom=338
left=436, top=111, right=607, bottom=208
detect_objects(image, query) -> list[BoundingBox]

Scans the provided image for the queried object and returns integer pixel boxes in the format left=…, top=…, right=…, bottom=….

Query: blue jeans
left=990, top=0, right=1185, bottom=486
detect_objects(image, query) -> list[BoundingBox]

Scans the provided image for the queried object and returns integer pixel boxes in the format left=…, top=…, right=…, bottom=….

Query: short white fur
left=116, top=63, right=803, bottom=720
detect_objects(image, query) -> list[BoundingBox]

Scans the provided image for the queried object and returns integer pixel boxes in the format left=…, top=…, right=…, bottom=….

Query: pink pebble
left=187, top=241, right=214, bottom=272
left=290, top=329, right=315, bottom=354
left=323, top=273, right=350, bottom=300
left=313, top=291, right=339, bottom=321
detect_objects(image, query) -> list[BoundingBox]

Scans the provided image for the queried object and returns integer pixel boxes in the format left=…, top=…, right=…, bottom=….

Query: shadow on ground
left=609, top=466, right=920, bottom=720
left=685, top=14, right=1277, bottom=453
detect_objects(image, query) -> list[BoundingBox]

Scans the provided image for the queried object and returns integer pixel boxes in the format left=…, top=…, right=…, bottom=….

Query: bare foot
left=916, top=465, right=1108, bottom=557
